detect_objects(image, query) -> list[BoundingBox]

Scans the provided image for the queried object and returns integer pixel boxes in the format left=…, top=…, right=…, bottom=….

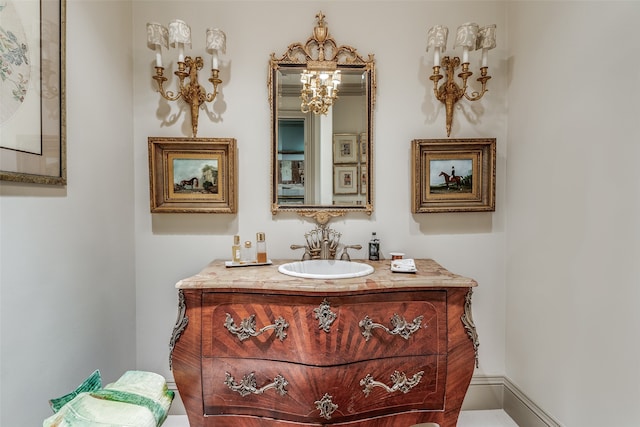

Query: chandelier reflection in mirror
left=300, top=66, right=341, bottom=115
left=426, top=23, right=496, bottom=136
left=146, top=20, right=226, bottom=137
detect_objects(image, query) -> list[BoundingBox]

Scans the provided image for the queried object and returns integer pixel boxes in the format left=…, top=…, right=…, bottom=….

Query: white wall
left=506, top=2, right=640, bottom=426
left=0, top=1, right=136, bottom=426
left=132, top=0, right=508, bottom=390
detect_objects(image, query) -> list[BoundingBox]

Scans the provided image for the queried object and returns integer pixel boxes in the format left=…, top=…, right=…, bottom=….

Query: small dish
left=391, top=258, right=417, bottom=273
left=225, top=260, right=273, bottom=268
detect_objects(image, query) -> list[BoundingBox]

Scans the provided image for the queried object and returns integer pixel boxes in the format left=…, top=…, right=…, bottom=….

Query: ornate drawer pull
left=224, top=313, right=289, bottom=341
left=224, top=372, right=288, bottom=397
left=314, top=393, right=338, bottom=420
left=359, top=314, right=424, bottom=341
left=313, top=299, right=337, bottom=333
left=360, top=370, right=424, bottom=396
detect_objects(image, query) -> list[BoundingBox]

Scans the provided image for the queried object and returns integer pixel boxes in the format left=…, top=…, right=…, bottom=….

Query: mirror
left=269, top=12, right=376, bottom=220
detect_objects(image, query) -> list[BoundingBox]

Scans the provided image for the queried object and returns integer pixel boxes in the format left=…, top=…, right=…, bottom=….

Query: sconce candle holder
left=147, top=20, right=226, bottom=137
left=427, top=23, right=496, bottom=136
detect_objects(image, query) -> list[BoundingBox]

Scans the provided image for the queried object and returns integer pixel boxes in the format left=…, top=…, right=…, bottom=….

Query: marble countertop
left=176, top=259, right=477, bottom=293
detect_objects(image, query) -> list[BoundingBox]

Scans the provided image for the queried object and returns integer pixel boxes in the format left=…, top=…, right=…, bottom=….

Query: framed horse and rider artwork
left=411, top=138, right=496, bottom=213
left=148, top=137, right=237, bottom=213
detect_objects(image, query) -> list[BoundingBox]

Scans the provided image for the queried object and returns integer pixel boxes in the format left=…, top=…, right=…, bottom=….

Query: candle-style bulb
left=155, top=45, right=162, bottom=67
left=206, top=27, right=226, bottom=70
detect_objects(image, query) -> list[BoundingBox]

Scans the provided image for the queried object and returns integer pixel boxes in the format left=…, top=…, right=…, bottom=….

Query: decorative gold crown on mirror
left=270, top=11, right=375, bottom=115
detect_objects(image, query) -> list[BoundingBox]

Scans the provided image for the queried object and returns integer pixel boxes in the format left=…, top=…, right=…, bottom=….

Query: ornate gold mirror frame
left=268, top=12, right=376, bottom=223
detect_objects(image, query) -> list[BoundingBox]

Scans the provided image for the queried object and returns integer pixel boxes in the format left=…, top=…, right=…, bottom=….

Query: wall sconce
left=299, top=12, right=342, bottom=115
left=146, top=20, right=226, bottom=137
left=426, top=23, right=496, bottom=136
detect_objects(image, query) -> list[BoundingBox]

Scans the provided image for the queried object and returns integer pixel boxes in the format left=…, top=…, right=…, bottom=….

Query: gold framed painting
left=412, top=138, right=496, bottom=213
left=0, top=0, right=66, bottom=185
left=148, top=137, right=237, bottom=213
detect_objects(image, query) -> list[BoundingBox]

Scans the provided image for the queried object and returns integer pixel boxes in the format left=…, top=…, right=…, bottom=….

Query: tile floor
left=163, top=410, right=520, bottom=426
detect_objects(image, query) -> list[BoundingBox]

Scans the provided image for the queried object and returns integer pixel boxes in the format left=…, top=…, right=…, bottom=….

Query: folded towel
left=49, top=369, right=103, bottom=413
left=43, top=370, right=174, bottom=427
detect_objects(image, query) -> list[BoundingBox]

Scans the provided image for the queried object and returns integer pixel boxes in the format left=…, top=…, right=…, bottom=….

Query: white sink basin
left=278, top=260, right=374, bottom=279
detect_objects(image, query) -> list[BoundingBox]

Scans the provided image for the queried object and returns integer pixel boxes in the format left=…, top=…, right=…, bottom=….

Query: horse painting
left=439, top=171, right=462, bottom=189
left=179, top=177, right=199, bottom=189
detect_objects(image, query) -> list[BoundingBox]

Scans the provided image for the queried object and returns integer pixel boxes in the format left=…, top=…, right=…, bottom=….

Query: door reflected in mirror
left=269, top=12, right=375, bottom=217
left=277, top=117, right=305, bottom=204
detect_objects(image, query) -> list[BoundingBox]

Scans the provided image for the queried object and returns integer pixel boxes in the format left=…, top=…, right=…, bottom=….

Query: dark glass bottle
left=368, top=232, right=380, bottom=260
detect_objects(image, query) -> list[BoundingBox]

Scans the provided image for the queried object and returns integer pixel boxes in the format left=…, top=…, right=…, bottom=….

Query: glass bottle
left=368, top=232, right=380, bottom=261
left=241, top=240, right=255, bottom=264
left=256, top=232, right=267, bottom=263
left=231, top=235, right=241, bottom=263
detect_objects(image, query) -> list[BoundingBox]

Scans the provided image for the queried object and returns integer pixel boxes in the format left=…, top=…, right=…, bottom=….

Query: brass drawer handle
left=359, top=314, right=424, bottom=341
left=314, top=393, right=338, bottom=420
left=224, top=372, right=288, bottom=397
left=224, top=313, right=289, bottom=341
left=360, top=370, right=424, bottom=396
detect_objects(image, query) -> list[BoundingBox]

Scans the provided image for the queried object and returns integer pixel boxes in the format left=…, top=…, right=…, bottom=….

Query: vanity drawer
left=202, top=355, right=446, bottom=423
left=202, top=291, right=446, bottom=365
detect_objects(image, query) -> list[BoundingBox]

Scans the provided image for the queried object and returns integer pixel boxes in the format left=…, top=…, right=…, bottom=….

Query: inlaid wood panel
left=202, top=291, right=446, bottom=365
left=202, top=355, right=446, bottom=423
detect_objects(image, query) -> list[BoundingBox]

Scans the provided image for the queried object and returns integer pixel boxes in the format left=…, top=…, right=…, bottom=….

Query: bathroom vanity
left=170, top=259, right=478, bottom=427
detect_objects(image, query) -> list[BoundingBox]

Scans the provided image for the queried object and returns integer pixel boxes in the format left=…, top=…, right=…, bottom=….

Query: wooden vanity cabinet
left=171, top=259, right=478, bottom=427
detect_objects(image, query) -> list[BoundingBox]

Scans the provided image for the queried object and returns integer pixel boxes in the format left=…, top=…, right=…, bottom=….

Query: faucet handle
left=340, top=244, right=362, bottom=261
left=290, top=244, right=312, bottom=261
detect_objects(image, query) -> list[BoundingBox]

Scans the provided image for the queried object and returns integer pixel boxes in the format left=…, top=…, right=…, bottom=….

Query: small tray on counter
left=391, top=258, right=417, bottom=273
left=225, top=260, right=273, bottom=268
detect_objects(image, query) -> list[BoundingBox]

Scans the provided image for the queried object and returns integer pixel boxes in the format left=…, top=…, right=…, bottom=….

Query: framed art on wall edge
left=148, top=137, right=237, bottom=213
left=412, top=138, right=496, bottom=213
left=0, top=0, right=66, bottom=185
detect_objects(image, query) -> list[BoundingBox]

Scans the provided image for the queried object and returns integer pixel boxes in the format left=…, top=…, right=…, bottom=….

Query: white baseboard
left=463, top=376, right=562, bottom=427
left=503, top=377, right=562, bottom=427
left=462, top=375, right=506, bottom=410
left=168, top=376, right=562, bottom=426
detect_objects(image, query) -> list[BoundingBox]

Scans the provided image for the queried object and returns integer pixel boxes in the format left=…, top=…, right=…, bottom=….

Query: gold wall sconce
left=146, top=20, right=226, bottom=137
left=426, top=23, right=496, bottom=136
